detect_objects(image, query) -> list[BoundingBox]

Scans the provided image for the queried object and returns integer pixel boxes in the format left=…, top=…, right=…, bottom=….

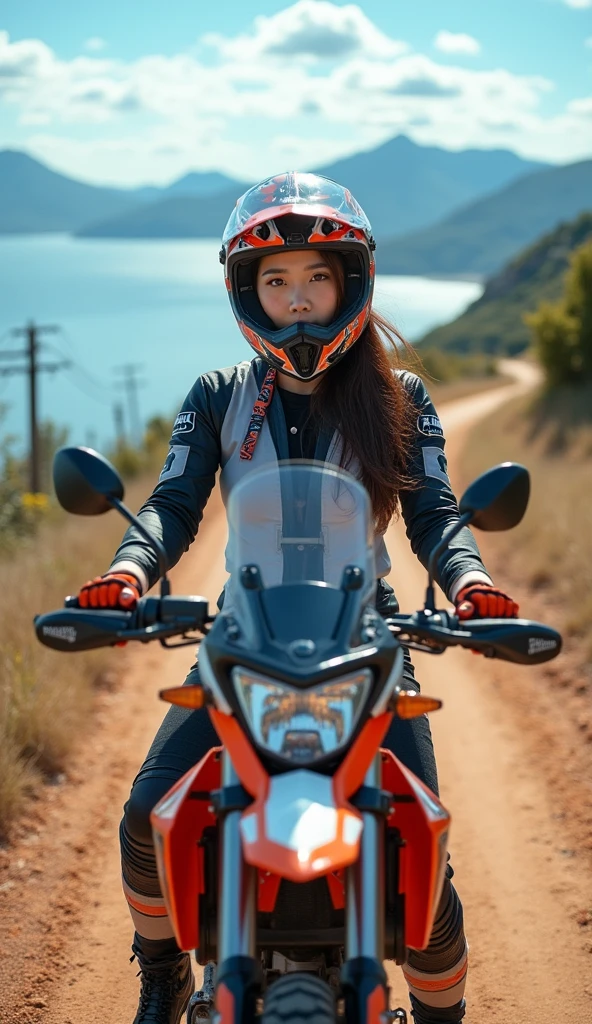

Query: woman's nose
left=289, top=289, right=312, bottom=313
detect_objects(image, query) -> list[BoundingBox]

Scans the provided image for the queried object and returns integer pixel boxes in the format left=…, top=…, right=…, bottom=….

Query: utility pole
left=113, top=401, right=126, bottom=448
left=114, top=363, right=146, bottom=446
left=0, top=321, right=70, bottom=492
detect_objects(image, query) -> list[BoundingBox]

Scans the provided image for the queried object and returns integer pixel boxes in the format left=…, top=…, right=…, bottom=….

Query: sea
left=0, top=235, right=482, bottom=454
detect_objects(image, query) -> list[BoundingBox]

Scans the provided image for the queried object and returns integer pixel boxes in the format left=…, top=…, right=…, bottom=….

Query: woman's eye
left=268, top=278, right=284, bottom=287
left=312, top=272, right=329, bottom=281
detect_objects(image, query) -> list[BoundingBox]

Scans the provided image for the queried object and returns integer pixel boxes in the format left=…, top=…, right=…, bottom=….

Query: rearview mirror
left=459, top=462, right=530, bottom=531
left=53, top=446, right=124, bottom=516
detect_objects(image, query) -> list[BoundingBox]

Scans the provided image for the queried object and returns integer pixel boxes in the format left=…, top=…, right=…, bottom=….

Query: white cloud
left=1, top=8, right=591, bottom=186
left=434, top=31, right=481, bottom=56
left=567, top=95, right=592, bottom=115
left=204, top=0, right=407, bottom=62
left=0, top=29, right=54, bottom=88
left=85, top=37, right=106, bottom=52
left=563, top=0, right=592, bottom=7
left=586, top=36, right=592, bottom=46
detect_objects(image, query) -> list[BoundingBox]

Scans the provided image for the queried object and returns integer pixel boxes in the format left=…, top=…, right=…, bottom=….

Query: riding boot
left=409, top=995, right=466, bottom=1024
left=131, top=943, right=195, bottom=1024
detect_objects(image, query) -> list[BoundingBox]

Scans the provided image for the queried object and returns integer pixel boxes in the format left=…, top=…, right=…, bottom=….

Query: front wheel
left=262, top=973, right=336, bottom=1024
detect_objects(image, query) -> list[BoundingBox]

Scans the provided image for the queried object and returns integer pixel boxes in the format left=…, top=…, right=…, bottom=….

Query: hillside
left=316, top=135, right=546, bottom=238
left=0, top=151, right=141, bottom=234
left=76, top=190, right=242, bottom=238
left=418, top=211, right=592, bottom=356
left=134, top=170, right=247, bottom=203
left=378, top=159, right=592, bottom=277
left=76, top=135, right=546, bottom=240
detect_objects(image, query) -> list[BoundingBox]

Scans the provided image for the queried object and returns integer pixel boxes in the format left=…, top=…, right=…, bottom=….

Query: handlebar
left=386, top=610, right=561, bottom=664
left=34, top=595, right=562, bottom=665
left=34, top=594, right=210, bottom=652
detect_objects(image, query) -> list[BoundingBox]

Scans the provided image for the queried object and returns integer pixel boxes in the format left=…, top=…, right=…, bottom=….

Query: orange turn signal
left=391, top=690, right=442, bottom=719
left=159, top=684, right=207, bottom=709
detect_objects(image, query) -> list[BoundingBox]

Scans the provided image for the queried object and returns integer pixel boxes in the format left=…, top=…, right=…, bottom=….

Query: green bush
left=527, top=241, right=592, bottom=386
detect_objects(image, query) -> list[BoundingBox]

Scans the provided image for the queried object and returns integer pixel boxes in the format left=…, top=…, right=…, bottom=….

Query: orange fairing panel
left=240, top=769, right=364, bottom=883
left=381, top=749, right=450, bottom=951
left=150, top=747, right=221, bottom=952
left=334, top=712, right=393, bottom=803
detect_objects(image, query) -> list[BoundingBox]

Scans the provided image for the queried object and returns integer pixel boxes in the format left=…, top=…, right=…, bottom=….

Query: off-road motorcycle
left=35, top=449, right=562, bottom=1024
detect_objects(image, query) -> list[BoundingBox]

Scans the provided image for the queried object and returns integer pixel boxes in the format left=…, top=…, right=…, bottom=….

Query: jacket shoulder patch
left=159, top=445, right=189, bottom=482
left=172, top=411, right=196, bottom=435
left=418, top=413, right=443, bottom=437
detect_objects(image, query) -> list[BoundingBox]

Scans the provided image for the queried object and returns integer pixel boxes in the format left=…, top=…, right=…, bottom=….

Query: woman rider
left=77, top=172, right=519, bottom=1024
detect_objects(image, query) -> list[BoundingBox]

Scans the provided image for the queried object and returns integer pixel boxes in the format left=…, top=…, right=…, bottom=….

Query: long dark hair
left=310, top=251, right=420, bottom=533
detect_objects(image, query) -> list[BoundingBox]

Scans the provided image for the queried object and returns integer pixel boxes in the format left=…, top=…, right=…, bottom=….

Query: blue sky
left=1, top=0, right=591, bottom=186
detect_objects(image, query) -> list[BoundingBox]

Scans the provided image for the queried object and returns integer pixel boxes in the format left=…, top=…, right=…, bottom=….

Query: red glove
left=78, top=572, right=141, bottom=610
left=455, top=583, right=519, bottom=620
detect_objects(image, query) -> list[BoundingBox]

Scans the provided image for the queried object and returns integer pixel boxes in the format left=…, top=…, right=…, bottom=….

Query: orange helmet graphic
left=220, top=172, right=376, bottom=381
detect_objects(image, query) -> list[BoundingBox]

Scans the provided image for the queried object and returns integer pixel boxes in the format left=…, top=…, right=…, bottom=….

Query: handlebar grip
left=387, top=614, right=562, bottom=665
left=456, top=619, right=562, bottom=664
left=34, top=608, right=134, bottom=651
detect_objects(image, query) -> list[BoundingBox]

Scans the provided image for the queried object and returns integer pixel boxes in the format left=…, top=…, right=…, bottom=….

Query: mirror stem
left=110, top=496, right=170, bottom=596
left=425, top=511, right=473, bottom=612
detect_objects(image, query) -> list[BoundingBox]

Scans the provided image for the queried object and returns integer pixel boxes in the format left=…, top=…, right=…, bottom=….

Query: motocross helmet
left=220, top=171, right=376, bottom=381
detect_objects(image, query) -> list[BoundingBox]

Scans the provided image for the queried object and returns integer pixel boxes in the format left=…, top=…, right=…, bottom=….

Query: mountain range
left=1, top=136, right=546, bottom=243
left=378, top=158, right=592, bottom=278
left=3, top=139, right=592, bottom=281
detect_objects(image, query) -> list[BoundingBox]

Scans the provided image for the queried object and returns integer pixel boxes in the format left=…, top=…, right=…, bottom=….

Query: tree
left=526, top=240, right=592, bottom=386
left=564, top=242, right=592, bottom=377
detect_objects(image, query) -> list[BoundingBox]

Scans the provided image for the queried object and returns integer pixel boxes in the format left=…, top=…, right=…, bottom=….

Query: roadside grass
left=462, top=384, right=592, bottom=661
left=0, top=472, right=160, bottom=839
left=428, top=371, right=513, bottom=407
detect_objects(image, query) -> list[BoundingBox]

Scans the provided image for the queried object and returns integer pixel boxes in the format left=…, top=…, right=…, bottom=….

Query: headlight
left=232, top=667, right=373, bottom=765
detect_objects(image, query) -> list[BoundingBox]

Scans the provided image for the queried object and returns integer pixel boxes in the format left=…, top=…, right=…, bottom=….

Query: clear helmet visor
left=223, top=172, right=372, bottom=247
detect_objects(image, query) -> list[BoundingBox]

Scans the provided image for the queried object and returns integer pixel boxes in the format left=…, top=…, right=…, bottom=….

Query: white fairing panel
left=265, top=771, right=337, bottom=858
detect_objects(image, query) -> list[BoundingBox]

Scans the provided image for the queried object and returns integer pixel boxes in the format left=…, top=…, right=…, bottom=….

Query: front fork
left=342, top=753, right=391, bottom=1024
left=208, top=751, right=397, bottom=1024
left=208, top=751, right=262, bottom=1024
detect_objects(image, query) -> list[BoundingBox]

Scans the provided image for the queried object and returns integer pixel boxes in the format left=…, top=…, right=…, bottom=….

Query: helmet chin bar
left=285, top=338, right=322, bottom=379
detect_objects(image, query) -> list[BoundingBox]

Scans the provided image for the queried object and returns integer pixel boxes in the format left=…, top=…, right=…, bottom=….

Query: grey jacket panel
left=110, top=359, right=488, bottom=602
left=110, top=364, right=241, bottom=585
left=396, top=371, right=485, bottom=598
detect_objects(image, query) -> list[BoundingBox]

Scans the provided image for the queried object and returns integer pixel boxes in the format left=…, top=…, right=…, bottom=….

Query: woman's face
left=256, top=249, right=339, bottom=329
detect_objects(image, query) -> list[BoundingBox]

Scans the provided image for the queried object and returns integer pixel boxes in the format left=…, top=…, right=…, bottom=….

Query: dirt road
left=2, top=364, right=591, bottom=1023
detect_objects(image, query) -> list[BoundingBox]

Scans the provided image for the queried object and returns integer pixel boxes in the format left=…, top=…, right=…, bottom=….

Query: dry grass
left=462, top=385, right=592, bottom=660
left=428, top=372, right=513, bottom=407
left=0, top=473, right=159, bottom=839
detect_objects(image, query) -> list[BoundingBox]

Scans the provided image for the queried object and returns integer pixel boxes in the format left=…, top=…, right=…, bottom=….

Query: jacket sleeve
left=397, top=371, right=490, bottom=600
left=108, top=368, right=233, bottom=591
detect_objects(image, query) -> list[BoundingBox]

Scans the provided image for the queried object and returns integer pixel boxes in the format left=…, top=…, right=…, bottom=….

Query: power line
left=55, top=327, right=114, bottom=396
left=41, top=340, right=113, bottom=407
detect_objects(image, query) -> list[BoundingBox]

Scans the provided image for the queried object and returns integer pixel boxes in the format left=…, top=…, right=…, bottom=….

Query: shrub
left=527, top=241, right=592, bottom=386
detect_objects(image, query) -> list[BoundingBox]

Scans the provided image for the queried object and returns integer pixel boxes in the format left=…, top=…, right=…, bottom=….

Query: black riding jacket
left=110, top=358, right=490, bottom=613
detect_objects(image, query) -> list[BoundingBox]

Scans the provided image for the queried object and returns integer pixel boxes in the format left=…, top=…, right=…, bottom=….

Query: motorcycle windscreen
left=225, top=460, right=376, bottom=603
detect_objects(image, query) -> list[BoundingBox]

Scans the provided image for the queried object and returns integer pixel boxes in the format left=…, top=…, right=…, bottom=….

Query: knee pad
left=123, top=773, right=177, bottom=847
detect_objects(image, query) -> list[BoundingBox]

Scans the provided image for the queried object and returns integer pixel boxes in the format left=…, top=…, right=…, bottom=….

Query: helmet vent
left=255, top=222, right=271, bottom=240
left=289, top=341, right=319, bottom=377
left=287, top=232, right=306, bottom=245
